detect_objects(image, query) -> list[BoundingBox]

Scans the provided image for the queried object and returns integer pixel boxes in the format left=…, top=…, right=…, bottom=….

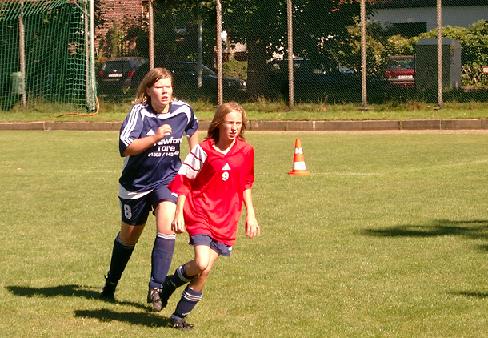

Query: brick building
left=95, top=0, right=147, bottom=56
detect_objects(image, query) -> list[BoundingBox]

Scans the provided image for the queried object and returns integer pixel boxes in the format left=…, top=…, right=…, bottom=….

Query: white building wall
left=371, top=6, right=488, bottom=30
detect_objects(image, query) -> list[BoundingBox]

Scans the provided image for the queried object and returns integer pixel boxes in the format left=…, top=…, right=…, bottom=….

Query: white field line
left=1, top=167, right=119, bottom=174
left=298, top=158, right=488, bottom=177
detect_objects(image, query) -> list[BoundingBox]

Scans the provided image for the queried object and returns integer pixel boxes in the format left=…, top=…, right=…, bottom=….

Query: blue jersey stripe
left=121, top=105, right=142, bottom=146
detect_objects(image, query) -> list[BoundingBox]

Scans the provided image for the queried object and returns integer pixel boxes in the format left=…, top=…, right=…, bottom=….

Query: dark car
left=97, top=57, right=148, bottom=95
left=163, top=61, right=246, bottom=95
left=384, top=55, right=415, bottom=88
left=268, top=58, right=357, bottom=101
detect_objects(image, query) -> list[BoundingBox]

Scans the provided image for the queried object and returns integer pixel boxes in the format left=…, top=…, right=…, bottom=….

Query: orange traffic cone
left=288, top=138, right=310, bottom=176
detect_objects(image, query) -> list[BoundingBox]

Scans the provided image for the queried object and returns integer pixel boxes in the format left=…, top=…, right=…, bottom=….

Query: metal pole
left=18, top=1, right=26, bottom=106
left=149, top=0, right=154, bottom=69
left=85, top=1, right=90, bottom=108
left=88, top=0, right=96, bottom=111
left=437, top=0, right=443, bottom=108
left=216, top=0, right=223, bottom=105
left=197, top=15, right=203, bottom=89
left=360, top=0, right=367, bottom=109
left=286, top=0, right=294, bottom=109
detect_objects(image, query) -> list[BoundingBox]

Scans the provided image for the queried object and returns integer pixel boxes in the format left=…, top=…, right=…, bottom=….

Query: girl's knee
left=199, top=268, right=211, bottom=280
left=156, top=219, right=175, bottom=235
left=194, top=258, right=209, bottom=273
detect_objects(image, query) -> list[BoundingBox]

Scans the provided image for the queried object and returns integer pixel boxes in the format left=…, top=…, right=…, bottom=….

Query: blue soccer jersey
left=118, top=100, right=198, bottom=196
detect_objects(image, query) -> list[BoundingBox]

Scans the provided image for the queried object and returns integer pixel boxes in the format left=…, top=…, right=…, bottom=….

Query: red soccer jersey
left=169, top=137, right=254, bottom=246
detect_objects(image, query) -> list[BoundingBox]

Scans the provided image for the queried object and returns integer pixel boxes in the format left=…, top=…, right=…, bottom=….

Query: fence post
left=216, top=0, right=223, bottom=105
left=149, top=0, right=154, bottom=70
left=197, top=14, right=203, bottom=89
left=18, top=1, right=26, bottom=106
left=436, top=0, right=443, bottom=108
left=360, top=0, right=367, bottom=109
left=287, top=0, right=294, bottom=109
left=87, top=0, right=96, bottom=111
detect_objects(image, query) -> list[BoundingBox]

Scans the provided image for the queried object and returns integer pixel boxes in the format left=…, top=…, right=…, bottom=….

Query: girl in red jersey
left=161, top=101, right=260, bottom=330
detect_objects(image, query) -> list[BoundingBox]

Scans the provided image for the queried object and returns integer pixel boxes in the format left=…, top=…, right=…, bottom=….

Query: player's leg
left=101, top=222, right=145, bottom=300
left=101, top=197, right=149, bottom=301
left=159, top=235, right=212, bottom=307
left=158, top=259, right=196, bottom=309
left=169, top=246, right=220, bottom=330
left=147, top=185, right=177, bottom=311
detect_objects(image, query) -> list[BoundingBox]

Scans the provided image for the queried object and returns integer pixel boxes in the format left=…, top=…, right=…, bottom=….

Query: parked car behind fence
left=384, top=55, right=415, bottom=88
left=163, top=61, right=246, bottom=98
left=97, top=57, right=148, bottom=95
left=268, top=58, right=361, bottom=102
left=98, top=59, right=246, bottom=100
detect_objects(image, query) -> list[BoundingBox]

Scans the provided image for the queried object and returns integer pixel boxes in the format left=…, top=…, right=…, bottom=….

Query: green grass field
left=1, top=130, right=488, bottom=337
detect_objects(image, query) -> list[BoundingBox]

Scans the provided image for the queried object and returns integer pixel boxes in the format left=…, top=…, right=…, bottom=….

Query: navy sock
left=173, top=286, right=202, bottom=318
left=171, top=264, right=193, bottom=287
left=106, top=234, right=134, bottom=283
left=160, top=264, right=193, bottom=303
left=149, top=233, right=176, bottom=289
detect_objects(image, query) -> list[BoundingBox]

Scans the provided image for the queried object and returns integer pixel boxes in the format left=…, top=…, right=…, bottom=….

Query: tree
left=222, top=0, right=360, bottom=97
left=152, top=1, right=215, bottom=64
left=143, top=1, right=362, bottom=97
left=341, top=20, right=391, bottom=76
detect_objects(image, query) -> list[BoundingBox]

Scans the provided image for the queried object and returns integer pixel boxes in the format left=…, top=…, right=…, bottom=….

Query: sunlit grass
left=1, top=131, right=488, bottom=336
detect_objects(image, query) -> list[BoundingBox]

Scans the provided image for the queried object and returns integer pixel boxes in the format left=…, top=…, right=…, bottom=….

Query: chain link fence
left=0, top=0, right=97, bottom=111
left=2, top=1, right=487, bottom=110
left=97, top=1, right=368, bottom=105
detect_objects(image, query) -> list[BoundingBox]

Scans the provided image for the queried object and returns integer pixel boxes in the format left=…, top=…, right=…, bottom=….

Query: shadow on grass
left=364, top=220, right=488, bottom=300
left=476, top=243, right=488, bottom=251
left=361, top=219, right=488, bottom=242
left=74, top=309, right=170, bottom=328
left=6, top=284, right=147, bottom=310
left=448, top=291, right=488, bottom=299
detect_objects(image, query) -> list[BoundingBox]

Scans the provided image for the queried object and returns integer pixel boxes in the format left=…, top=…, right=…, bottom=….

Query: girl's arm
left=171, top=194, right=187, bottom=234
left=243, top=188, right=260, bottom=239
left=187, top=131, right=199, bottom=150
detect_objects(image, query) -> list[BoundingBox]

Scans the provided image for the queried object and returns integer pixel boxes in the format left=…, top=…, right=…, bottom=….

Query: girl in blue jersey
left=101, top=68, right=199, bottom=312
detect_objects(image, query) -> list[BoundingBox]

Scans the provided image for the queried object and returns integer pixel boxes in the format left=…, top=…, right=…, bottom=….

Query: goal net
left=0, top=0, right=96, bottom=111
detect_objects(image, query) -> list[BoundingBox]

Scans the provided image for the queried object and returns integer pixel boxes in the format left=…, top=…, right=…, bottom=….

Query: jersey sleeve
left=168, top=144, right=207, bottom=195
left=244, top=146, right=255, bottom=190
left=184, top=106, right=199, bottom=136
left=118, top=105, right=144, bottom=156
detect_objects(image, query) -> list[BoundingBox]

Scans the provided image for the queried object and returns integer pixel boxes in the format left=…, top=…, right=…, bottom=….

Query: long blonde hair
left=207, top=102, right=248, bottom=142
left=134, top=67, right=173, bottom=106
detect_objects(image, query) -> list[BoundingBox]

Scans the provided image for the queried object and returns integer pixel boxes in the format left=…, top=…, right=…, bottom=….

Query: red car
left=384, top=55, right=415, bottom=88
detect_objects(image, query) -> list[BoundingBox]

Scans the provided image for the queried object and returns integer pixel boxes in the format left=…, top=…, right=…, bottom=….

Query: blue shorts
left=190, top=234, right=232, bottom=257
left=119, top=184, right=177, bottom=225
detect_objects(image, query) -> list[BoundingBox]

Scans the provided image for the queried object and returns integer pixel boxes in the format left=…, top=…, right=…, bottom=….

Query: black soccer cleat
left=100, top=276, right=117, bottom=302
left=169, top=315, right=194, bottom=330
left=159, top=276, right=177, bottom=309
left=147, top=287, right=163, bottom=312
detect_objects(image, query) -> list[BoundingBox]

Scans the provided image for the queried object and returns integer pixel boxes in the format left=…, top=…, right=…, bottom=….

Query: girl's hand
left=156, top=124, right=172, bottom=139
left=171, top=212, right=186, bottom=234
left=245, top=216, right=260, bottom=239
